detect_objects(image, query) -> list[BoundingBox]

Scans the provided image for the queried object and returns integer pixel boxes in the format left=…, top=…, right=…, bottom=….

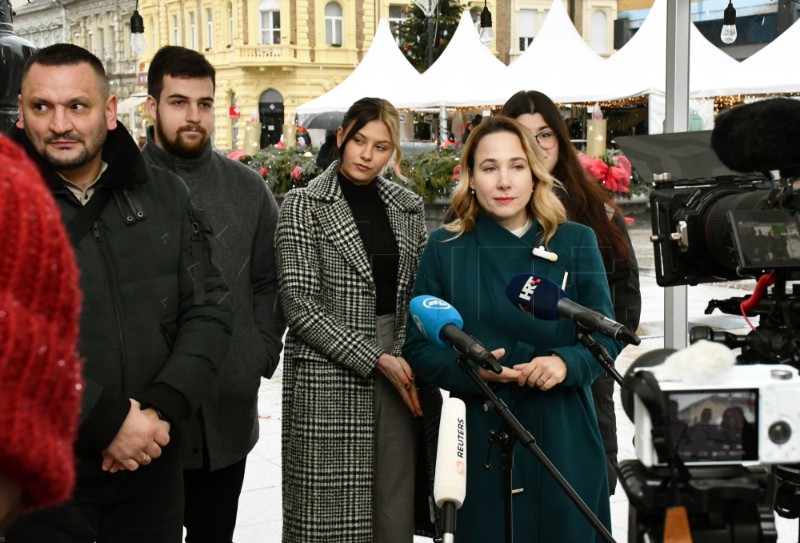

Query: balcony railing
left=237, top=44, right=296, bottom=61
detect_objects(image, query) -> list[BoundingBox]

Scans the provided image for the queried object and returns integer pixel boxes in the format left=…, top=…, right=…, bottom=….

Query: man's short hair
left=148, top=46, right=216, bottom=102
left=22, top=44, right=110, bottom=97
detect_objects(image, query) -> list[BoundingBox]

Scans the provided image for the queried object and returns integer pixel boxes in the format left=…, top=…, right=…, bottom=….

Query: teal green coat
left=402, top=215, right=621, bottom=542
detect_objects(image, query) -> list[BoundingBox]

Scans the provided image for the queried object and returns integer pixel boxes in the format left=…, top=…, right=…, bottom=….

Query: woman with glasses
left=403, top=116, right=618, bottom=542
left=501, top=90, right=641, bottom=495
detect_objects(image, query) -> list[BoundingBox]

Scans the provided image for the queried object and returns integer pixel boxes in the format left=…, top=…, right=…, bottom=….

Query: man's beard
left=156, top=121, right=209, bottom=159
left=41, top=129, right=105, bottom=171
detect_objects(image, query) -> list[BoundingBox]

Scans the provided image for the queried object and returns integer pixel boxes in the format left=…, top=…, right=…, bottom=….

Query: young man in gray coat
left=142, top=46, right=285, bottom=543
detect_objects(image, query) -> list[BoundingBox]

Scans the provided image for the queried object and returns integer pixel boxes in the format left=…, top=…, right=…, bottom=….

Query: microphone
left=434, top=397, right=467, bottom=543
left=505, top=274, right=641, bottom=346
left=409, top=295, right=502, bottom=374
left=711, top=98, right=800, bottom=176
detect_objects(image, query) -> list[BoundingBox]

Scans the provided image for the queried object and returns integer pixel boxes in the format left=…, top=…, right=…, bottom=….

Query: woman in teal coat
left=403, top=116, right=621, bottom=542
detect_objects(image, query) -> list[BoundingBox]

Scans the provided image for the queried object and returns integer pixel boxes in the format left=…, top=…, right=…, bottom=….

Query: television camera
left=615, top=98, right=800, bottom=542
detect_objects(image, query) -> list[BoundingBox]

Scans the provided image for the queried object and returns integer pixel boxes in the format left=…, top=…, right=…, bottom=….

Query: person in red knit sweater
left=0, top=134, right=83, bottom=529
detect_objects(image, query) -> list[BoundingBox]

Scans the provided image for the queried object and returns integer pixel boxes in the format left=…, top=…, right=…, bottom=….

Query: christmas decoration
left=397, top=0, right=464, bottom=71
left=578, top=151, right=632, bottom=195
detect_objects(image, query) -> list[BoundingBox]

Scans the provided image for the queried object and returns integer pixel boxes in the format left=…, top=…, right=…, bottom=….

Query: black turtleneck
left=338, top=171, right=399, bottom=316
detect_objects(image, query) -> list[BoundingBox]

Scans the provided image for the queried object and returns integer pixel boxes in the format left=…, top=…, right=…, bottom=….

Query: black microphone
left=711, top=98, right=800, bottom=177
left=505, top=274, right=641, bottom=346
left=409, top=295, right=503, bottom=374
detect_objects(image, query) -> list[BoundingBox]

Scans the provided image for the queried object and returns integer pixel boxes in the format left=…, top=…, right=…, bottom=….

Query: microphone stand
left=575, top=326, right=624, bottom=386
left=455, top=355, right=615, bottom=543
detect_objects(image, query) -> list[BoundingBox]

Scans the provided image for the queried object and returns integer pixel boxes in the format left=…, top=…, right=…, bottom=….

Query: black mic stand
left=575, top=325, right=624, bottom=387
left=455, top=355, right=615, bottom=543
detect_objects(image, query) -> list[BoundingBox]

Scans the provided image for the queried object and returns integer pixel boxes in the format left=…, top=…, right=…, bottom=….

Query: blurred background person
left=0, top=134, right=83, bottom=529
left=315, top=130, right=337, bottom=170
left=276, top=97, right=440, bottom=542
left=501, top=90, right=641, bottom=494
left=404, top=116, right=619, bottom=542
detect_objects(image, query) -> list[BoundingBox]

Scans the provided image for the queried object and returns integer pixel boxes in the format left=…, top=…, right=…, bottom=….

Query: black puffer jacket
left=10, top=123, right=233, bottom=456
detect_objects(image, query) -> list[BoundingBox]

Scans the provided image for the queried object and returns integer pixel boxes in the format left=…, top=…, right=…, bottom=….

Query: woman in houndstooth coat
left=276, top=98, right=442, bottom=543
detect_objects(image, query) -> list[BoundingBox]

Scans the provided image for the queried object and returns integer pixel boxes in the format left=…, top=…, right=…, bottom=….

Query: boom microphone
left=409, top=295, right=502, bottom=374
left=505, top=274, right=641, bottom=346
left=434, top=397, right=467, bottom=543
left=711, top=98, right=800, bottom=176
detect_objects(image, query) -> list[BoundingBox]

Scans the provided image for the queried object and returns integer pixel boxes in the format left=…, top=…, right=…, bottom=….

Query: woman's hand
left=514, top=355, right=568, bottom=391
left=377, top=354, right=424, bottom=417
left=477, top=348, right=522, bottom=382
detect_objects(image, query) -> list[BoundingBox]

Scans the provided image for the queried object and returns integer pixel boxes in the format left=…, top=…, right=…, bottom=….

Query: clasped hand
left=377, top=353, right=424, bottom=417
left=478, top=348, right=567, bottom=392
left=101, top=399, right=171, bottom=473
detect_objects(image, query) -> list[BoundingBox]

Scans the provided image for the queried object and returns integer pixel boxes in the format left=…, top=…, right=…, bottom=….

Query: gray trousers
left=373, top=313, right=418, bottom=543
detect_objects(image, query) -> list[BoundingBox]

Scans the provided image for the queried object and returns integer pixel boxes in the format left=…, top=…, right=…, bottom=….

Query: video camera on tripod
left=615, top=97, right=800, bottom=542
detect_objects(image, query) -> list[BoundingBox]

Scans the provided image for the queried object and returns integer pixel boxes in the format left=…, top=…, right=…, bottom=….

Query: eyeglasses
left=534, top=131, right=557, bottom=150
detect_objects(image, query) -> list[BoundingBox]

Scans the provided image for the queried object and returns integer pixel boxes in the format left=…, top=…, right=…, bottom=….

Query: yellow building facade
left=138, top=0, right=615, bottom=150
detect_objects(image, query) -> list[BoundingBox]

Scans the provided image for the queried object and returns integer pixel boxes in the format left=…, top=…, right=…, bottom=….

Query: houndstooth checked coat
left=276, top=163, right=442, bottom=542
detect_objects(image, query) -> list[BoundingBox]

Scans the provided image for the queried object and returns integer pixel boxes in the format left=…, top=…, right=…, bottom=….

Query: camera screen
left=664, top=389, right=758, bottom=463
left=729, top=210, right=800, bottom=271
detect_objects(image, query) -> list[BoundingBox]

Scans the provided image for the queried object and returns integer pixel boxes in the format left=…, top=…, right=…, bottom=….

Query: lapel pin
left=532, top=246, right=558, bottom=262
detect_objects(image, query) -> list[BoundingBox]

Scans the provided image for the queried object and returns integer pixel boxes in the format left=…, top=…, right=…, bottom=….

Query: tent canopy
left=296, top=20, right=422, bottom=115
left=506, top=0, right=606, bottom=102
left=407, top=11, right=516, bottom=108
left=565, top=0, right=740, bottom=102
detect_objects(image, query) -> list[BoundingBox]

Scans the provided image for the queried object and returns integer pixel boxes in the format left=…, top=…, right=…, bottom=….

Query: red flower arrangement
left=578, top=152, right=632, bottom=194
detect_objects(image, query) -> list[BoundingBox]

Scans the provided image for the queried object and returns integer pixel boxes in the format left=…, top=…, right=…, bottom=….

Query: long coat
left=402, top=215, right=621, bottom=542
left=142, top=133, right=285, bottom=471
left=275, top=163, right=442, bottom=542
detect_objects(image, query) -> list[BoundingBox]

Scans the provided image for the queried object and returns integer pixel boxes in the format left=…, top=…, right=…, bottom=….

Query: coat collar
left=8, top=121, right=148, bottom=191
left=305, top=160, right=423, bottom=214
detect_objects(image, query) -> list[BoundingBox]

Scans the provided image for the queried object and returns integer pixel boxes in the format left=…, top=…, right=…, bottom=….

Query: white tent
left=721, top=18, right=800, bottom=96
left=506, top=0, right=606, bottom=102
left=568, top=0, right=740, bottom=102
left=408, top=11, right=515, bottom=107
left=296, top=20, right=422, bottom=114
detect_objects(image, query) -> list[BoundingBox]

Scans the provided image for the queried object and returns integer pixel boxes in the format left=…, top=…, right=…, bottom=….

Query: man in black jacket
left=7, top=44, right=232, bottom=543
left=142, top=46, right=285, bottom=543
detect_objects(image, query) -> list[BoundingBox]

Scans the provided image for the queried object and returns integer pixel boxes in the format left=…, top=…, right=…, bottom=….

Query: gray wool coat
left=142, top=133, right=285, bottom=471
left=275, top=163, right=442, bottom=542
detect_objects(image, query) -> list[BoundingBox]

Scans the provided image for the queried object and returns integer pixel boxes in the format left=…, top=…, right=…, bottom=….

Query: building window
left=259, top=0, right=280, bottom=45
left=123, top=22, right=131, bottom=56
left=228, top=3, right=234, bottom=46
left=591, top=10, right=607, bottom=53
left=173, top=15, right=179, bottom=45
left=88, top=30, right=95, bottom=55
left=98, top=27, right=106, bottom=58
left=189, top=12, right=196, bottom=49
left=206, top=8, right=213, bottom=49
left=388, top=4, right=407, bottom=39
left=518, top=9, right=536, bottom=51
left=325, top=2, right=343, bottom=46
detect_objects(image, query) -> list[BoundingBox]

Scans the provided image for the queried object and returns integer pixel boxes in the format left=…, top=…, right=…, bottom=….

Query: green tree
left=396, top=0, right=465, bottom=72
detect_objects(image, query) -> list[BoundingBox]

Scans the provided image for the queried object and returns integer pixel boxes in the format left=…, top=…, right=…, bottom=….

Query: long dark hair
left=501, top=90, right=633, bottom=264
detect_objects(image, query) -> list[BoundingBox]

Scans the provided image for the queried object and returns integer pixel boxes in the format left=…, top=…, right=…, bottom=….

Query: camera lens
left=768, top=421, right=792, bottom=444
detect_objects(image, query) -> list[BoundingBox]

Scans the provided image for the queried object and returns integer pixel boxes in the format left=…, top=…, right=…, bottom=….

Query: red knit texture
left=0, top=134, right=83, bottom=510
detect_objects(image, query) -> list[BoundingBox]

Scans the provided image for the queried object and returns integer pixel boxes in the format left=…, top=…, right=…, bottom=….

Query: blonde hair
left=339, top=97, right=405, bottom=178
left=445, top=116, right=566, bottom=245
